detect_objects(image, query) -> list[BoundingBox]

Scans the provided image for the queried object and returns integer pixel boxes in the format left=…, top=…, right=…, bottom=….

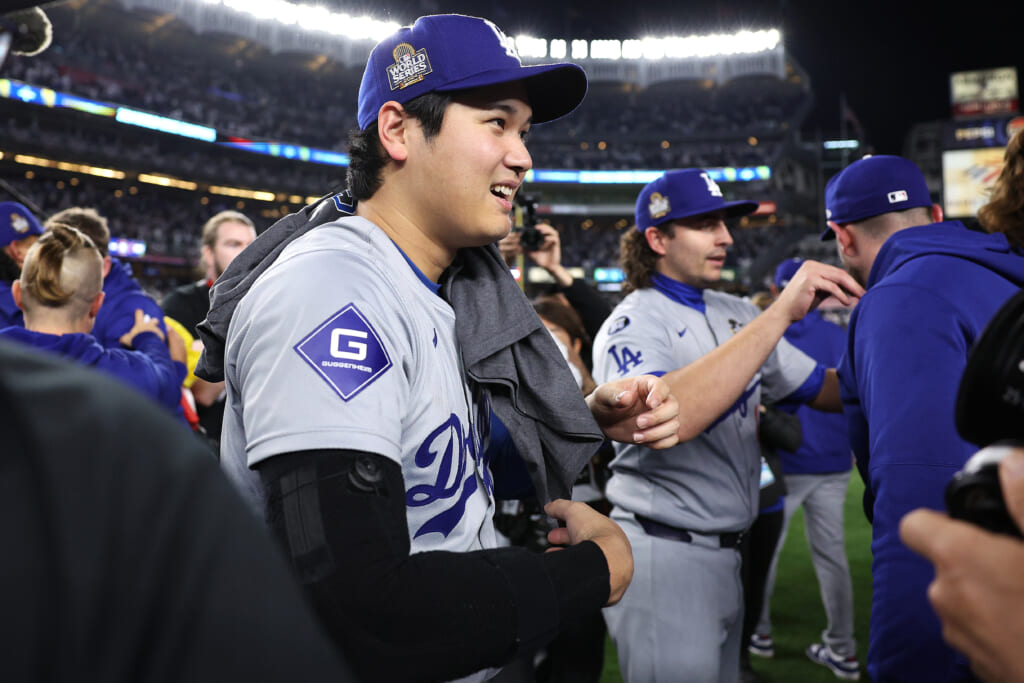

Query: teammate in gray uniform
left=593, top=169, right=863, bottom=683
left=203, top=14, right=681, bottom=683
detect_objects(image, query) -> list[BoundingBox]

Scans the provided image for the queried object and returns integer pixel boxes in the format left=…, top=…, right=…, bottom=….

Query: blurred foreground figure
left=0, top=339, right=354, bottom=682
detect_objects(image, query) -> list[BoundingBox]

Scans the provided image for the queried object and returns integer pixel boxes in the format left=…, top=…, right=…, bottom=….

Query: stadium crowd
left=5, top=28, right=806, bottom=171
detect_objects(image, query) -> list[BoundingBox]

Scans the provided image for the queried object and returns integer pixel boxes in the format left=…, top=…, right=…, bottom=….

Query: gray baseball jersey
left=595, top=283, right=821, bottom=682
left=220, top=216, right=497, bottom=556
left=592, top=286, right=819, bottom=533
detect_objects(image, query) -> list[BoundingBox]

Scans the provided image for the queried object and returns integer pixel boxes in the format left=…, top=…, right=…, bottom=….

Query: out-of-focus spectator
left=978, top=127, right=1024, bottom=248
left=45, top=206, right=169, bottom=347
left=500, top=221, right=614, bottom=340
left=0, top=224, right=184, bottom=414
left=0, top=201, right=45, bottom=328
left=0, top=338, right=356, bottom=683
left=162, top=210, right=256, bottom=446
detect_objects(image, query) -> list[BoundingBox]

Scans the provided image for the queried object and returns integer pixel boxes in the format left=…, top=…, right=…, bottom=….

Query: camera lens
left=520, top=225, right=544, bottom=252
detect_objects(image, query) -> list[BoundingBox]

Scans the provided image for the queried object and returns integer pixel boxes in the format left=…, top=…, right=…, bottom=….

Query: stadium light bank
left=191, top=0, right=781, bottom=59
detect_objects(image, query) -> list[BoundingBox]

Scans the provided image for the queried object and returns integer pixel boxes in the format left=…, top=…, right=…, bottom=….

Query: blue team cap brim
left=434, top=62, right=587, bottom=124
left=643, top=199, right=760, bottom=231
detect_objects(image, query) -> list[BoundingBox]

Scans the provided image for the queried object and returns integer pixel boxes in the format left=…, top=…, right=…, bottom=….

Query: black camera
left=945, top=289, right=1024, bottom=538
left=515, top=193, right=545, bottom=252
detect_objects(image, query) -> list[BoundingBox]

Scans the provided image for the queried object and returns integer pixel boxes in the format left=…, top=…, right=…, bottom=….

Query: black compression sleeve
left=257, top=449, right=609, bottom=683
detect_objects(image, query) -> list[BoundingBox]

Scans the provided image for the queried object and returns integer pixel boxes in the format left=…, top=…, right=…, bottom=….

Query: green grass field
left=599, top=474, right=874, bottom=682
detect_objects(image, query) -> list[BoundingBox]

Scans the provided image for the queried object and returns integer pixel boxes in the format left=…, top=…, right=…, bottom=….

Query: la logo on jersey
left=648, top=192, right=670, bottom=220
left=294, top=303, right=393, bottom=401
left=701, top=173, right=723, bottom=197
left=387, top=42, right=433, bottom=91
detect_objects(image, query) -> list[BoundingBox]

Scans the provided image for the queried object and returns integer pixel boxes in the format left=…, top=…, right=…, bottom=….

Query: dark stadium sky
left=367, top=0, right=1024, bottom=155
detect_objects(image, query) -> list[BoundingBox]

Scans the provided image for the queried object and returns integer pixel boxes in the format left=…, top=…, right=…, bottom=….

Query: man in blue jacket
left=46, top=206, right=168, bottom=348
left=823, top=154, right=1024, bottom=682
left=45, top=206, right=186, bottom=419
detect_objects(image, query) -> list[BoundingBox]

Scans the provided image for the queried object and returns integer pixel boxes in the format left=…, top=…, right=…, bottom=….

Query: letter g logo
left=331, top=328, right=368, bottom=360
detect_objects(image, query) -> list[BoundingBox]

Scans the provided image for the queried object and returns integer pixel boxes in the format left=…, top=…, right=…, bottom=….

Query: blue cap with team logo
left=773, top=257, right=803, bottom=288
left=357, top=14, right=587, bottom=130
left=821, top=154, right=932, bottom=240
left=635, top=169, right=759, bottom=232
left=0, top=201, right=44, bottom=247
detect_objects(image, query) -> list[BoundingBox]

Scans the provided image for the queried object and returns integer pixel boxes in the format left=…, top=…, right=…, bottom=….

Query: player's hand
left=771, top=260, right=863, bottom=323
left=544, top=498, right=633, bottom=605
left=497, top=230, right=522, bottom=266
left=527, top=223, right=575, bottom=288
left=526, top=223, right=561, bottom=264
left=587, top=374, right=680, bottom=449
left=899, top=447, right=1024, bottom=683
left=120, top=309, right=165, bottom=348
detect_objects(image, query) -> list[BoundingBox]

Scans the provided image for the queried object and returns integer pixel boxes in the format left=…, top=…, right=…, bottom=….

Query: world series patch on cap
left=0, top=201, right=44, bottom=248
left=635, top=169, right=759, bottom=232
left=821, top=154, right=932, bottom=240
left=357, top=14, right=587, bottom=130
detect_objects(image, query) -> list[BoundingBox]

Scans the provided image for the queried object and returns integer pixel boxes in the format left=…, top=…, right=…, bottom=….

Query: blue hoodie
left=0, top=281, right=21, bottom=328
left=776, top=310, right=851, bottom=475
left=838, top=220, right=1024, bottom=683
left=93, top=257, right=168, bottom=349
left=0, top=326, right=185, bottom=415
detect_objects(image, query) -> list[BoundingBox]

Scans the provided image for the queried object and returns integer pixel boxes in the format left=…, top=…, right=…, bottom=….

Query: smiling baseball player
left=197, top=14, right=681, bottom=683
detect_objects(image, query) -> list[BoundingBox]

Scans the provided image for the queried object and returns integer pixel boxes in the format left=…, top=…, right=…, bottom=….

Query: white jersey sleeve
left=227, top=243, right=413, bottom=467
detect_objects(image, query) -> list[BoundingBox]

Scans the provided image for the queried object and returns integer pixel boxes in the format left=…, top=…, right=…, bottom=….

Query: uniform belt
left=634, top=514, right=743, bottom=549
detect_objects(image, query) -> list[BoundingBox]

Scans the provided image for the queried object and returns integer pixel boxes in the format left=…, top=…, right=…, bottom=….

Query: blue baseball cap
left=0, top=201, right=44, bottom=248
left=635, top=169, right=759, bottom=232
left=357, top=14, right=587, bottom=130
left=773, top=257, right=803, bottom=288
left=821, top=154, right=932, bottom=240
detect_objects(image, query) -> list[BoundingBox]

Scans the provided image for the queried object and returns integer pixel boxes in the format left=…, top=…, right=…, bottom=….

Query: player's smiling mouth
left=490, top=183, right=517, bottom=200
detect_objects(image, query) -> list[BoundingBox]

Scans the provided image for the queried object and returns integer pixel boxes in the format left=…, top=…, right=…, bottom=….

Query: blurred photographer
left=498, top=220, right=612, bottom=342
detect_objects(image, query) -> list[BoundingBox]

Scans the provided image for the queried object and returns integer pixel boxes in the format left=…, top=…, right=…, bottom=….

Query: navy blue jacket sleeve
left=97, top=331, right=185, bottom=412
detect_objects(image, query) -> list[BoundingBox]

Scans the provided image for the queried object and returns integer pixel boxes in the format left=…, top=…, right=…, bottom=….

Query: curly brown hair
left=620, top=224, right=674, bottom=294
left=978, top=128, right=1024, bottom=248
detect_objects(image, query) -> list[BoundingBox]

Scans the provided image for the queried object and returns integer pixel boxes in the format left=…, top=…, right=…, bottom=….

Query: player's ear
left=830, top=221, right=855, bottom=257
left=377, top=101, right=411, bottom=162
left=644, top=225, right=670, bottom=256
left=11, top=280, right=23, bottom=311
left=88, top=291, right=105, bottom=319
left=930, top=203, right=944, bottom=224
